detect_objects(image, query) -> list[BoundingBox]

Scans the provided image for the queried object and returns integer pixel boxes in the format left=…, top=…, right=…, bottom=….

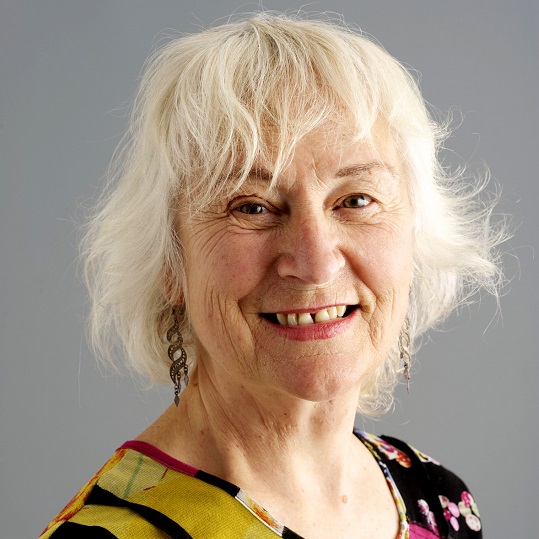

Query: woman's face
left=178, top=124, right=414, bottom=404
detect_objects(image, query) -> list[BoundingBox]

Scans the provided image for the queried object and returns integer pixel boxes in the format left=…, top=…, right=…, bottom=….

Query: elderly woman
left=40, top=13, right=501, bottom=539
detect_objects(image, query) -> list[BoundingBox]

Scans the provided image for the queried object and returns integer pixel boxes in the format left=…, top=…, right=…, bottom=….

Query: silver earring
left=399, top=316, right=411, bottom=392
left=166, top=307, right=189, bottom=406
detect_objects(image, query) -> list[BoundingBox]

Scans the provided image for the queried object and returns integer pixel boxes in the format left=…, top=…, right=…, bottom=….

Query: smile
left=264, top=305, right=354, bottom=327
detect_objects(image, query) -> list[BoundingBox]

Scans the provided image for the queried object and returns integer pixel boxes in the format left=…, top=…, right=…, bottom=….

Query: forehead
left=248, top=122, right=403, bottom=187
left=179, top=122, right=405, bottom=220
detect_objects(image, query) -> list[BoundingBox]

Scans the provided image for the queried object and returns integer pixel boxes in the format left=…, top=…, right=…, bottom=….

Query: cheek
left=354, top=222, right=414, bottom=294
left=354, top=229, right=413, bottom=356
left=183, top=228, right=272, bottom=319
left=210, top=233, right=272, bottom=294
left=182, top=229, right=275, bottom=372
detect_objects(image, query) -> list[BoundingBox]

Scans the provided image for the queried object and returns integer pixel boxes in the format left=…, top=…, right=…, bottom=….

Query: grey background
left=1, top=1, right=537, bottom=538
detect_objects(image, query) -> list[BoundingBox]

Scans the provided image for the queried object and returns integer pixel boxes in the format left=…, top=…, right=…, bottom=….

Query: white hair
left=81, top=13, right=506, bottom=415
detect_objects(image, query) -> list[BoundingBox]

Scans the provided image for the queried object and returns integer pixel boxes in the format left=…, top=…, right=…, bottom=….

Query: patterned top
left=39, top=431, right=482, bottom=539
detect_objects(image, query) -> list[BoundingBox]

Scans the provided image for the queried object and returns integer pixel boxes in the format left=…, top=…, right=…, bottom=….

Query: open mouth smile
left=262, top=305, right=357, bottom=327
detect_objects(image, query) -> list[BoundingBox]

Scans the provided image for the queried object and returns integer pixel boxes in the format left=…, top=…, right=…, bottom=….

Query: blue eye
left=238, top=203, right=267, bottom=214
left=342, top=194, right=372, bottom=208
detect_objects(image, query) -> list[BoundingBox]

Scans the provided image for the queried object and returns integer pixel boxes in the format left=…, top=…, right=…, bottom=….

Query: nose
left=275, top=213, right=345, bottom=285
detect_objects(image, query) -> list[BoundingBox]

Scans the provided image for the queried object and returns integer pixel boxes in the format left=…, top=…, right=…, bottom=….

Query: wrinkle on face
left=176, top=121, right=414, bottom=405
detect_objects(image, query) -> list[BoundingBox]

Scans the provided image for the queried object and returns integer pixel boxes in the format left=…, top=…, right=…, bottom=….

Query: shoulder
left=357, top=431, right=483, bottom=539
left=39, top=442, right=278, bottom=539
left=39, top=448, right=128, bottom=538
left=38, top=446, right=184, bottom=539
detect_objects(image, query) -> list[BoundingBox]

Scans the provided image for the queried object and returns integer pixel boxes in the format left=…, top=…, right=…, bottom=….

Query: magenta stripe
left=120, top=440, right=199, bottom=477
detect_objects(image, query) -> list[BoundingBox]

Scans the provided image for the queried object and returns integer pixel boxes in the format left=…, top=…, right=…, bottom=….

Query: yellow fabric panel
left=133, top=469, right=278, bottom=538
left=38, top=449, right=128, bottom=539
left=41, top=448, right=281, bottom=538
left=99, top=450, right=169, bottom=499
left=97, top=450, right=279, bottom=538
left=70, top=504, right=170, bottom=539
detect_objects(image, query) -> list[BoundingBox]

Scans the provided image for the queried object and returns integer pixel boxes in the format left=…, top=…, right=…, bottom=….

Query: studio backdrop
left=1, top=2, right=537, bottom=538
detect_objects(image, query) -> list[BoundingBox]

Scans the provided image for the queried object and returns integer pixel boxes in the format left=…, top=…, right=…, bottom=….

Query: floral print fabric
left=356, top=431, right=482, bottom=538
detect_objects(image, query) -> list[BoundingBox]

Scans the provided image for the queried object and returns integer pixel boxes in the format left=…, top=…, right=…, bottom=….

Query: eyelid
left=227, top=194, right=260, bottom=209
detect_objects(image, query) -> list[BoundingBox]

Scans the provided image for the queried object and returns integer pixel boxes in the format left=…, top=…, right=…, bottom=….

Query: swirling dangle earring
left=166, top=307, right=189, bottom=406
left=399, top=316, right=412, bottom=393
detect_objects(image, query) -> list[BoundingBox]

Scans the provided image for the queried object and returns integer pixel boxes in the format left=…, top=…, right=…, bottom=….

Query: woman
left=40, top=13, right=502, bottom=539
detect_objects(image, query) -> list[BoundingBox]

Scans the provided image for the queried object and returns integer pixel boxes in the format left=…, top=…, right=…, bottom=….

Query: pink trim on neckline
left=120, top=440, right=199, bottom=477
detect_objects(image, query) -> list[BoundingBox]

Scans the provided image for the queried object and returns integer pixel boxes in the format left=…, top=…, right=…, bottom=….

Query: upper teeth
left=275, top=306, right=347, bottom=326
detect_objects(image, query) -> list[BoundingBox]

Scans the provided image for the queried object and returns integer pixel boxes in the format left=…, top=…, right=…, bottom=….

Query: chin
left=273, top=356, right=369, bottom=404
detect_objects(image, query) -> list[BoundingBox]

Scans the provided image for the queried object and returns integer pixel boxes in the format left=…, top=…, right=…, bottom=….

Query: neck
left=138, top=361, right=363, bottom=498
left=136, top=361, right=401, bottom=539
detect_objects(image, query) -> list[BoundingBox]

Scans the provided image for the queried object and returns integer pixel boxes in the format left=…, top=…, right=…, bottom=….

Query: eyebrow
left=245, top=161, right=398, bottom=182
left=335, top=162, right=396, bottom=178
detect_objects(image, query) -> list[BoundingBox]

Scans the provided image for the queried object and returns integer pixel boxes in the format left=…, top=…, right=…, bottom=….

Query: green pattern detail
left=123, top=452, right=144, bottom=498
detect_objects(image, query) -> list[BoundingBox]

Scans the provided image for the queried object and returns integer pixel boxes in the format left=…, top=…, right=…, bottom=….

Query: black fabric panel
left=49, top=521, right=118, bottom=538
left=86, top=485, right=193, bottom=539
left=381, top=434, right=484, bottom=539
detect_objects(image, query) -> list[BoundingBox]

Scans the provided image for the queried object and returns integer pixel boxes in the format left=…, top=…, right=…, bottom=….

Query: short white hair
left=82, top=13, right=505, bottom=415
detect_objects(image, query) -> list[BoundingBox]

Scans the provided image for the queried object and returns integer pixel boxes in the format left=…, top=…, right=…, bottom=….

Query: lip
left=262, top=306, right=359, bottom=342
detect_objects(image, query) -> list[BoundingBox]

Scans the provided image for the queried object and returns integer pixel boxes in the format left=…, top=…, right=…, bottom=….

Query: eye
left=237, top=202, right=268, bottom=215
left=341, top=194, right=372, bottom=208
